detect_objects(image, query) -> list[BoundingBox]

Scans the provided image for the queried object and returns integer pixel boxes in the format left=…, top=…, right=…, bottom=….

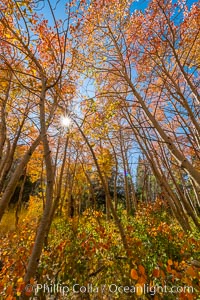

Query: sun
left=60, top=115, right=71, bottom=128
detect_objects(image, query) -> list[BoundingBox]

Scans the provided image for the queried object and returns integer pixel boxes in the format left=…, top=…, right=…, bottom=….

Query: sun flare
left=60, top=115, right=71, bottom=128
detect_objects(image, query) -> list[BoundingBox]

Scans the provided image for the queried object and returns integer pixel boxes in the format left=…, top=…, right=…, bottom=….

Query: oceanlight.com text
left=24, top=282, right=194, bottom=296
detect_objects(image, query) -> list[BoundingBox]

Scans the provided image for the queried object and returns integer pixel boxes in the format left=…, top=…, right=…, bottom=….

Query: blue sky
left=40, top=0, right=199, bottom=27
left=130, top=0, right=199, bottom=12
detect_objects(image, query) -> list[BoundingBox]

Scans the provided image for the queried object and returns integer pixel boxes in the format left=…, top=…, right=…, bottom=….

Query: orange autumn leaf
left=174, top=261, right=179, bottom=268
left=171, top=269, right=177, bottom=276
left=130, top=268, right=139, bottom=280
left=152, top=268, right=160, bottom=278
left=168, top=259, right=173, bottom=266
left=6, top=286, right=13, bottom=295
left=6, top=296, right=14, bottom=300
left=137, top=275, right=147, bottom=284
left=138, top=264, right=145, bottom=275
left=160, top=270, right=166, bottom=279
left=166, top=264, right=172, bottom=273
left=185, top=292, right=195, bottom=300
left=25, top=290, right=33, bottom=297
left=30, top=277, right=35, bottom=285
left=179, top=291, right=194, bottom=300
left=186, top=266, right=196, bottom=278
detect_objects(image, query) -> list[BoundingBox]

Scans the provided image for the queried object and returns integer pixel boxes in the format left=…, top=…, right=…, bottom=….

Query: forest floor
left=0, top=200, right=200, bottom=300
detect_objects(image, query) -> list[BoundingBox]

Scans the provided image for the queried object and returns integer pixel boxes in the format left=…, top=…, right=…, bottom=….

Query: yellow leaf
left=135, top=283, right=143, bottom=296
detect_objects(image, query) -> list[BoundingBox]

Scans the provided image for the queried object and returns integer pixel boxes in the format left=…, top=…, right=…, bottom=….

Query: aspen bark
left=23, top=79, right=54, bottom=285
left=0, top=136, right=41, bottom=221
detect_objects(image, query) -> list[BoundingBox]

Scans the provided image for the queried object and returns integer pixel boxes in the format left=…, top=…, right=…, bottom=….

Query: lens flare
left=60, top=115, right=71, bottom=128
